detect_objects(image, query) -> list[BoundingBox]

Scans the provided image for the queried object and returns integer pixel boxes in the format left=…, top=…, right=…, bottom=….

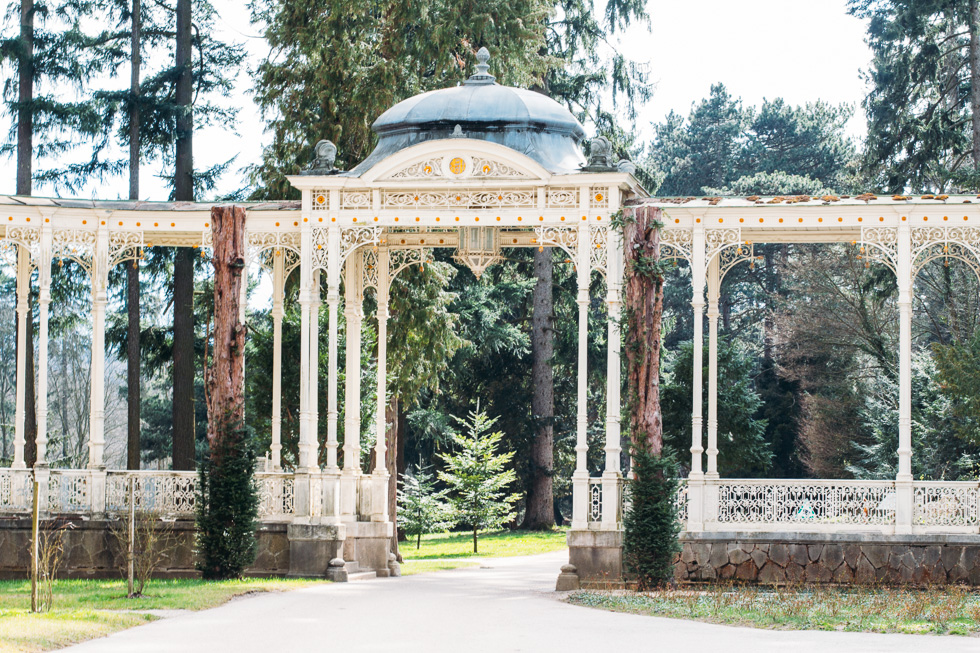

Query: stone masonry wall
left=676, top=532, right=980, bottom=585
left=0, top=517, right=290, bottom=580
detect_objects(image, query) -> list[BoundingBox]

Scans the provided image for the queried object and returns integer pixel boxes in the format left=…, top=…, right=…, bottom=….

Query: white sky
left=0, top=0, right=872, bottom=202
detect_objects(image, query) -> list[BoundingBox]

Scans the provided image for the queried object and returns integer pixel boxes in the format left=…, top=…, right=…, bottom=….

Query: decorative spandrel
left=533, top=225, right=578, bottom=262
left=390, top=248, right=432, bottom=280
left=52, top=228, right=97, bottom=273
left=341, top=226, right=382, bottom=264
left=911, top=226, right=980, bottom=282
left=859, top=226, right=898, bottom=273
left=717, top=241, right=757, bottom=280
left=109, top=230, right=144, bottom=268
left=246, top=231, right=301, bottom=276
left=659, top=228, right=692, bottom=263
left=0, top=226, right=40, bottom=270
left=705, top=228, right=741, bottom=261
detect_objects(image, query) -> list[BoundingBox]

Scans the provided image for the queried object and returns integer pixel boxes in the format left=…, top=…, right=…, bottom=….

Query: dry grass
left=568, top=583, right=980, bottom=636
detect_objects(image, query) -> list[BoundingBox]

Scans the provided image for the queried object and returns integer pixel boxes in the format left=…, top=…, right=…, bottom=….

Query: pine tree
left=439, top=408, right=520, bottom=553
left=398, top=461, right=453, bottom=549
left=849, top=0, right=980, bottom=191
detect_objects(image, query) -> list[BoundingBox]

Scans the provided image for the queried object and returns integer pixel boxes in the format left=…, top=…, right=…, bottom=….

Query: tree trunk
left=171, top=247, right=195, bottom=469
left=17, top=0, right=33, bottom=196
left=174, top=0, right=192, bottom=200
left=523, top=246, right=555, bottom=529
left=206, top=206, right=246, bottom=450
left=126, top=0, right=142, bottom=471
left=17, top=1, right=37, bottom=465
left=171, top=0, right=195, bottom=471
left=473, top=526, right=478, bottom=554
left=126, top=261, right=141, bottom=470
left=622, top=206, right=665, bottom=455
left=130, top=0, right=141, bottom=199
left=971, top=0, right=980, bottom=170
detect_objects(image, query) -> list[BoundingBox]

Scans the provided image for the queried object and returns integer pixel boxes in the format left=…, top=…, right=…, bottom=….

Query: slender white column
left=88, top=225, right=109, bottom=469
left=325, top=225, right=341, bottom=472
left=705, top=255, right=720, bottom=479
left=12, top=245, right=29, bottom=468
left=310, top=271, right=321, bottom=462
left=374, top=248, right=389, bottom=475
left=270, top=250, right=285, bottom=470
left=571, top=218, right=592, bottom=530
left=35, top=225, right=52, bottom=466
left=343, top=252, right=363, bottom=472
left=371, top=247, right=390, bottom=522
left=601, top=189, right=624, bottom=530
left=896, top=221, right=913, bottom=533
left=686, top=224, right=707, bottom=532
left=297, top=217, right=316, bottom=472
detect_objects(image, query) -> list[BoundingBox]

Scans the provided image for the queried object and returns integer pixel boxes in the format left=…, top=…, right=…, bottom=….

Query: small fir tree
left=398, top=461, right=454, bottom=549
left=439, top=409, right=520, bottom=553
left=195, top=430, right=259, bottom=580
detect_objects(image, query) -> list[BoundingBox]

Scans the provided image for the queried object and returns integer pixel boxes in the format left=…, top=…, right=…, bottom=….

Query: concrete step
left=347, top=570, right=377, bottom=581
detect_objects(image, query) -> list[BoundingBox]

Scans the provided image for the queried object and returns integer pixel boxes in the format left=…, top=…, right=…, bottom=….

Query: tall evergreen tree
left=849, top=0, right=980, bottom=191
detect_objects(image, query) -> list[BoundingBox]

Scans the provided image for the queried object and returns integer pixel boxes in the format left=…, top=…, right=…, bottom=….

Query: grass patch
left=0, top=577, right=326, bottom=652
left=398, top=528, right=567, bottom=576
left=568, top=584, right=980, bottom=636
left=0, top=610, right=155, bottom=653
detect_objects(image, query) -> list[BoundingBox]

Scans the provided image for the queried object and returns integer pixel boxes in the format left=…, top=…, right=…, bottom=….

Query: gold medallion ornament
left=449, top=157, right=466, bottom=175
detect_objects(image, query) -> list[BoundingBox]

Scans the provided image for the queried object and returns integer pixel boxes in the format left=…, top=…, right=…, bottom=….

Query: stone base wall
left=567, top=529, right=624, bottom=588
left=676, top=532, right=980, bottom=585
left=0, top=517, right=290, bottom=580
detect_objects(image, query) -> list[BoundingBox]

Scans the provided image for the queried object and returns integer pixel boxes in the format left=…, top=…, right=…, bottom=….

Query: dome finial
left=465, top=47, right=495, bottom=85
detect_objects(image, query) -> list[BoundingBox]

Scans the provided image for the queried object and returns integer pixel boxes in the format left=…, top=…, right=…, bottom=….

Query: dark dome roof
left=348, top=49, right=587, bottom=176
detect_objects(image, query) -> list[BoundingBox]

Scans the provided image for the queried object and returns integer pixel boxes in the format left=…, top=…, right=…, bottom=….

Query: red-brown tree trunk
left=622, top=206, right=665, bottom=456
left=206, top=206, right=246, bottom=453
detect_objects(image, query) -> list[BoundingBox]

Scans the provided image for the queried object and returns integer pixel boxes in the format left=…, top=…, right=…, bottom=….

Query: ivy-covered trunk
left=620, top=205, right=680, bottom=590
left=196, top=206, right=257, bottom=580
left=622, top=205, right=665, bottom=455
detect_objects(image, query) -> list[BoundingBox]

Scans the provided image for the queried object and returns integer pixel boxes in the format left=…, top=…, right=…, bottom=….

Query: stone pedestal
left=286, top=522, right=346, bottom=579
left=566, top=529, right=624, bottom=589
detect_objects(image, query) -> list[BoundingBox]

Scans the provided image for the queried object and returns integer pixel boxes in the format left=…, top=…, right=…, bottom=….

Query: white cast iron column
left=686, top=224, right=707, bottom=532
left=372, top=247, right=390, bottom=522
left=325, top=225, right=341, bottom=473
left=12, top=245, right=29, bottom=468
left=310, top=271, right=321, bottom=457
left=297, top=225, right=316, bottom=472
left=270, top=249, right=285, bottom=470
left=601, top=190, right=623, bottom=530
left=341, top=250, right=363, bottom=521
left=88, top=224, right=109, bottom=469
left=705, top=255, right=720, bottom=480
left=295, top=198, right=315, bottom=520
left=896, top=221, right=913, bottom=533
left=571, top=219, right=592, bottom=530
left=35, top=223, right=52, bottom=465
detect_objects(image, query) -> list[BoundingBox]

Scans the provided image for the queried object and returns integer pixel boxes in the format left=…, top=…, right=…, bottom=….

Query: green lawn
left=400, top=528, right=567, bottom=575
left=568, top=585, right=980, bottom=636
left=0, top=578, right=325, bottom=652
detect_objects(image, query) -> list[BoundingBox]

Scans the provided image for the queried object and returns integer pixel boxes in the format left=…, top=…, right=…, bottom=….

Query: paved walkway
left=67, top=551, right=979, bottom=652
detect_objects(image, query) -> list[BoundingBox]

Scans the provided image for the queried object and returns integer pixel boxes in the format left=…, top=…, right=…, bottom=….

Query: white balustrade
left=588, top=478, right=603, bottom=524
left=105, top=471, right=198, bottom=519
left=0, top=469, right=33, bottom=512
left=47, top=470, right=91, bottom=513
left=710, top=479, right=896, bottom=531
left=913, top=481, right=980, bottom=530
left=256, top=472, right=295, bottom=521
left=674, top=480, right=689, bottom=524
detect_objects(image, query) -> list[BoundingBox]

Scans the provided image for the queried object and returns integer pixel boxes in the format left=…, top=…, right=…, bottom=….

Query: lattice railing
left=105, top=471, right=197, bottom=518
left=714, top=480, right=896, bottom=527
left=588, top=478, right=602, bottom=523
left=0, top=469, right=33, bottom=512
left=256, top=473, right=295, bottom=520
left=674, top=481, right=689, bottom=524
left=47, top=470, right=90, bottom=513
left=913, top=481, right=980, bottom=528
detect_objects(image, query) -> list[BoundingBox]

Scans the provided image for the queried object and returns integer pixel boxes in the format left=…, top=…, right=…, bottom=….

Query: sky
left=0, top=0, right=873, bottom=202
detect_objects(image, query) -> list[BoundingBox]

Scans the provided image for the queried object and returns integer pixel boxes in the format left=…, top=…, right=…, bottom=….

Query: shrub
left=623, top=448, right=681, bottom=589
left=195, top=428, right=259, bottom=580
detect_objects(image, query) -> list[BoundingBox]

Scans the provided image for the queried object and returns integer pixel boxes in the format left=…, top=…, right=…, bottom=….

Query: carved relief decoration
left=860, top=226, right=898, bottom=273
